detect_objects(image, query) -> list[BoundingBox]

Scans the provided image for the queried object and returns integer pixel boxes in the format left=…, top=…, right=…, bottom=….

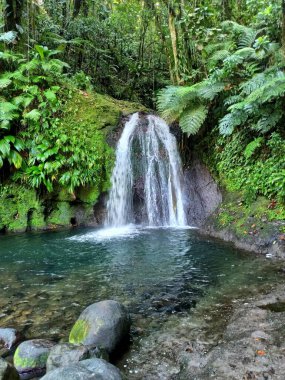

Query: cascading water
left=106, top=113, right=187, bottom=227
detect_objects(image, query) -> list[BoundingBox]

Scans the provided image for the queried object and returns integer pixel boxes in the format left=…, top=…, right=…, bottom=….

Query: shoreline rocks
left=46, top=343, right=108, bottom=372
left=42, top=358, right=122, bottom=380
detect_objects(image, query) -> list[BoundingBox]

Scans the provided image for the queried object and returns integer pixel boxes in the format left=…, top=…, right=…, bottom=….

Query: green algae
left=69, top=320, right=90, bottom=344
left=14, top=348, right=48, bottom=370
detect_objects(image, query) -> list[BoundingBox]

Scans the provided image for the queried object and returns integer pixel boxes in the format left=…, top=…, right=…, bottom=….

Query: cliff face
left=184, top=159, right=223, bottom=227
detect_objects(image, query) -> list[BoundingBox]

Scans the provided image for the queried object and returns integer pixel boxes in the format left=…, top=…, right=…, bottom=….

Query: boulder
left=14, top=339, right=55, bottom=379
left=46, top=343, right=108, bottom=372
left=69, top=300, right=130, bottom=353
left=0, top=358, right=19, bottom=380
left=41, top=358, right=122, bottom=380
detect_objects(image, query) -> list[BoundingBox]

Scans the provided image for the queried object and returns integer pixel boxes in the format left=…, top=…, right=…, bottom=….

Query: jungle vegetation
left=0, top=0, right=284, bottom=204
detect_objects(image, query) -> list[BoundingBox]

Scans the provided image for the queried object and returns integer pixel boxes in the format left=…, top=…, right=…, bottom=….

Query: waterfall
left=106, top=113, right=186, bottom=227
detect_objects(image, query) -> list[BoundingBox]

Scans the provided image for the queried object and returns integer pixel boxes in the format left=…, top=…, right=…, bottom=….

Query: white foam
left=68, top=224, right=142, bottom=242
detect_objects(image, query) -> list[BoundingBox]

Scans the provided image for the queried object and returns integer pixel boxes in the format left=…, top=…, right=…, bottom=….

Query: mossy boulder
left=0, top=358, right=19, bottom=380
left=69, top=300, right=130, bottom=354
left=42, top=358, right=122, bottom=380
left=46, top=343, right=108, bottom=372
left=14, top=339, right=55, bottom=379
left=0, top=184, right=45, bottom=233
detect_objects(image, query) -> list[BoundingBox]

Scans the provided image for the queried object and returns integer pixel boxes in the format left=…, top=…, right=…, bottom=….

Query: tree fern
left=179, top=105, right=208, bottom=136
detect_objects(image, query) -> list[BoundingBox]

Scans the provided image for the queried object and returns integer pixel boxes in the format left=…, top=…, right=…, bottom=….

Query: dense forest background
left=0, top=0, right=285, bottom=216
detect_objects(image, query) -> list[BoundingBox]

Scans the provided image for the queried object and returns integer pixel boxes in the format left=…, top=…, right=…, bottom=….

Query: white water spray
left=106, top=113, right=186, bottom=227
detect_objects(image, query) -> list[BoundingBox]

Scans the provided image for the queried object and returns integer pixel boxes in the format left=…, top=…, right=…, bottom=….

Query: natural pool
left=0, top=226, right=283, bottom=378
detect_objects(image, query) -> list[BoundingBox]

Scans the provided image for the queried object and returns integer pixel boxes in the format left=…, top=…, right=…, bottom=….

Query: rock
left=14, top=339, right=55, bottom=379
left=0, top=329, right=22, bottom=350
left=69, top=300, right=130, bottom=353
left=46, top=343, right=108, bottom=372
left=0, top=358, right=19, bottom=380
left=184, top=158, right=222, bottom=226
left=41, top=358, right=122, bottom=380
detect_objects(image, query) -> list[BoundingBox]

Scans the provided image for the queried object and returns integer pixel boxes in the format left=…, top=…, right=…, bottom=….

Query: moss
left=69, top=319, right=90, bottom=344
left=59, top=90, right=146, bottom=195
left=47, top=202, right=75, bottom=226
left=213, top=193, right=285, bottom=239
left=14, top=348, right=48, bottom=370
left=77, top=186, right=101, bottom=204
left=0, top=184, right=45, bottom=232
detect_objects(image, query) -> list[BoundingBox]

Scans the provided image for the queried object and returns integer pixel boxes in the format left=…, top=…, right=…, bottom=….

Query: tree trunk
left=282, top=0, right=285, bottom=53
left=73, top=0, right=82, bottom=18
left=168, top=6, right=180, bottom=84
left=83, top=0, right=89, bottom=17
left=222, top=0, right=232, bottom=21
left=4, top=0, right=24, bottom=32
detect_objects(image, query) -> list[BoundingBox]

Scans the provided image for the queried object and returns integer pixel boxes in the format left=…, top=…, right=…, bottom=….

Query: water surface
left=0, top=227, right=282, bottom=378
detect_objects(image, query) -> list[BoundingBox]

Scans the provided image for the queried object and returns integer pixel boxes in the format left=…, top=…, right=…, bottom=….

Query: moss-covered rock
left=14, top=340, right=55, bottom=379
left=202, top=192, right=285, bottom=258
left=0, top=184, right=45, bottom=233
left=69, top=300, right=130, bottom=353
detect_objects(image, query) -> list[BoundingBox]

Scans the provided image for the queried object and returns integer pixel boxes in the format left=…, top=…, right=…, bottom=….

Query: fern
left=0, top=31, right=17, bottom=43
left=219, top=111, right=248, bottom=135
left=0, top=78, right=12, bottom=89
left=255, top=111, right=283, bottom=133
left=0, top=102, right=19, bottom=122
left=198, top=81, right=225, bottom=101
left=179, top=105, right=208, bottom=136
left=244, top=137, right=264, bottom=159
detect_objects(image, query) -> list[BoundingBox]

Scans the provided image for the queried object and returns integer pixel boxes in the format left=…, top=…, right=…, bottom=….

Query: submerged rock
left=46, top=343, right=108, bottom=372
left=0, top=358, right=19, bottom=380
left=41, top=358, right=122, bottom=380
left=14, top=339, right=55, bottom=379
left=69, top=300, right=130, bottom=353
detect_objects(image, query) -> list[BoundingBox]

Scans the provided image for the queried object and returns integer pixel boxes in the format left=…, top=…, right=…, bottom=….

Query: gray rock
left=14, top=339, right=55, bottom=379
left=69, top=300, right=130, bottom=353
left=46, top=343, right=108, bottom=372
left=184, top=158, right=222, bottom=226
left=41, top=358, right=122, bottom=380
left=0, top=358, right=19, bottom=380
left=0, top=329, right=22, bottom=350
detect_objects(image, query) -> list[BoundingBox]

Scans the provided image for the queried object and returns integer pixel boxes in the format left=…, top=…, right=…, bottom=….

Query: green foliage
left=0, top=40, right=133, bottom=195
left=244, top=137, right=264, bottom=159
left=200, top=129, right=285, bottom=203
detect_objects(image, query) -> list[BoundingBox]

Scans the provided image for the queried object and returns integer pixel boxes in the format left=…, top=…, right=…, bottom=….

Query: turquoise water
left=0, top=226, right=282, bottom=377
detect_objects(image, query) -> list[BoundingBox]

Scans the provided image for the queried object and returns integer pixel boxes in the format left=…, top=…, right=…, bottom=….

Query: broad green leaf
left=9, top=150, right=22, bottom=169
left=0, top=139, right=10, bottom=156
